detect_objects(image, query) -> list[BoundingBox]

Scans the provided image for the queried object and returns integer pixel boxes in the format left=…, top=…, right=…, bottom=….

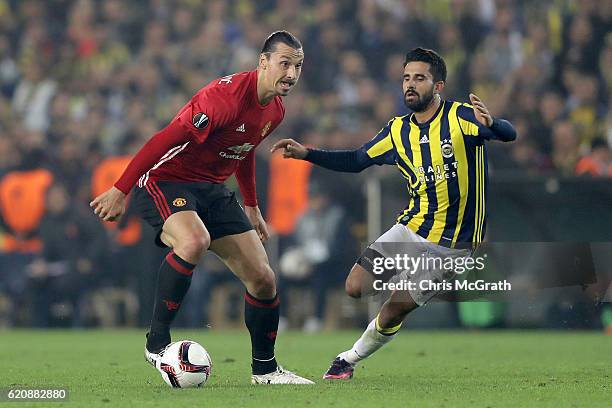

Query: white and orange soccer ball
left=158, top=340, right=212, bottom=388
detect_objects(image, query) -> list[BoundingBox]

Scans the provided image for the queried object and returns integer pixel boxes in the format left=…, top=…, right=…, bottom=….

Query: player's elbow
left=505, top=127, right=517, bottom=142
left=345, top=279, right=362, bottom=298
left=492, top=119, right=517, bottom=142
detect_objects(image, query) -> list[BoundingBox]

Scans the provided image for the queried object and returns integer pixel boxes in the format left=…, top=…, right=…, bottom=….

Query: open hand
left=469, top=93, right=493, bottom=127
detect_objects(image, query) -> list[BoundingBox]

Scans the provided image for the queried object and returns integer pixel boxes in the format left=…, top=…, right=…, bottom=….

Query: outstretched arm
left=271, top=120, right=396, bottom=172
left=270, top=139, right=375, bottom=173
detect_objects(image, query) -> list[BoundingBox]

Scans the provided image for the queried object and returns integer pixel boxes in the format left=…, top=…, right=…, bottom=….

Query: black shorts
left=132, top=180, right=253, bottom=247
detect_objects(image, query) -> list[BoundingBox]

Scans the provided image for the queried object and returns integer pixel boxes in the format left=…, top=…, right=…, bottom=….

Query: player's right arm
left=90, top=120, right=193, bottom=221
left=90, top=86, right=235, bottom=222
left=270, top=120, right=396, bottom=172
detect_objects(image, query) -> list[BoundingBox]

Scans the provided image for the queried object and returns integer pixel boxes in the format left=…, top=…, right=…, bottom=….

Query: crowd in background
left=0, top=0, right=610, bottom=329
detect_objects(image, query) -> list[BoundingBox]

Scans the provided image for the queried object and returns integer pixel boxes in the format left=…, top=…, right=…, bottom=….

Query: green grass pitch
left=1, top=329, right=609, bottom=407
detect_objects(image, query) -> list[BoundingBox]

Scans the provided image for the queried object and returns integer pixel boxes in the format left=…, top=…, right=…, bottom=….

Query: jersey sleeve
left=456, top=103, right=517, bottom=142
left=235, top=151, right=257, bottom=207
left=113, top=120, right=192, bottom=194
left=304, top=119, right=397, bottom=172
left=360, top=119, right=397, bottom=165
left=174, top=85, right=239, bottom=144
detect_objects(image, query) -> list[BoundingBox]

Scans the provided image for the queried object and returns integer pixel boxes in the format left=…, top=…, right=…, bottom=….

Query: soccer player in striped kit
left=90, top=31, right=313, bottom=384
left=272, top=48, right=517, bottom=379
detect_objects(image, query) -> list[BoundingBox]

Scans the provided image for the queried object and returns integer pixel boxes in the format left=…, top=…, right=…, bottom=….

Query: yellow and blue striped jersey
left=360, top=100, right=515, bottom=248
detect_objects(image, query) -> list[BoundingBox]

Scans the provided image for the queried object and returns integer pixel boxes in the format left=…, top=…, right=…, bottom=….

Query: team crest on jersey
left=261, top=121, right=272, bottom=138
left=192, top=112, right=209, bottom=129
left=441, top=143, right=454, bottom=158
left=173, top=198, right=187, bottom=207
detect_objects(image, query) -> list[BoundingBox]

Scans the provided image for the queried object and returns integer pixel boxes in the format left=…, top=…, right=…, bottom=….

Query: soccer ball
left=158, top=340, right=212, bottom=388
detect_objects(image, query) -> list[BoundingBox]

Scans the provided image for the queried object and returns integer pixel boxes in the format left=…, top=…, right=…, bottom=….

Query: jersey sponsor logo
left=227, top=143, right=254, bottom=154
left=192, top=112, right=209, bottom=129
left=261, top=121, right=272, bottom=138
left=172, top=198, right=187, bottom=207
left=236, top=123, right=246, bottom=132
left=419, top=134, right=429, bottom=144
left=219, top=143, right=255, bottom=160
left=417, top=162, right=459, bottom=182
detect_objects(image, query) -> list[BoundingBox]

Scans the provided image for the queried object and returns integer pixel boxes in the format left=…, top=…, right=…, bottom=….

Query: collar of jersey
left=410, top=100, right=445, bottom=128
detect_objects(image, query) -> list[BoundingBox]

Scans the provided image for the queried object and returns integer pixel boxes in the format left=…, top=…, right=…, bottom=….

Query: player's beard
left=404, top=86, right=435, bottom=112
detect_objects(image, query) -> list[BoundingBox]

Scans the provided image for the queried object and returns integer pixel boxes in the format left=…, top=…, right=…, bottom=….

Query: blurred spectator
left=437, top=23, right=468, bottom=98
left=566, top=73, right=606, bottom=148
left=559, top=13, right=600, bottom=74
left=575, top=138, right=611, bottom=177
left=11, top=62, right=57, bottom=131
left=26, top=182, right=108, bottom=326
left=532, top=91, right=566, bottom=155
left=278, top=180, right=355, bottom=332
left=478, top=7, right=523, bottom=83
left=490, top=119, right=552, bottom=174
left=551, top=120, right=581, bottom=175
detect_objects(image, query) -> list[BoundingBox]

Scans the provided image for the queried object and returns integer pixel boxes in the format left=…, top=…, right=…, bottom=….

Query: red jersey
left=114, top=70, right=285, bottom=206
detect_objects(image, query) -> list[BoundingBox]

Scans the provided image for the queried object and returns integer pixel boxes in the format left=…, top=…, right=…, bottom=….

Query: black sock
left=146, top=251, right=195, bottom=353
left=244, top=291, right=280, bottom=375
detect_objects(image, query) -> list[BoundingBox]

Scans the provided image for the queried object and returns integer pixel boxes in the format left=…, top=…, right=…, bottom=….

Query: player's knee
left=175, top=231, right=210, bottom=261
left=248, top=262, right=276, bottom=297
left=345, top=277, right=362, bottom=299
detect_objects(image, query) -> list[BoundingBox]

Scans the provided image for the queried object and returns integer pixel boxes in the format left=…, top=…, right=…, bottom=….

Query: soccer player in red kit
left=90, top=31, right=313, bottom=384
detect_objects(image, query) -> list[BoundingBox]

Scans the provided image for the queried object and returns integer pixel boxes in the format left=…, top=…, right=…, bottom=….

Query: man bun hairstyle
left=404, top=47, right=447, bottom=83
left=261, top=30, right=302, bottom=55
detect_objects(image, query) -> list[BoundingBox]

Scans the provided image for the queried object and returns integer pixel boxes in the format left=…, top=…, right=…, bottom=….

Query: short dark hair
left=261, top=30, right=302, bottom=54
left=403, top=47, right=447, bottom=82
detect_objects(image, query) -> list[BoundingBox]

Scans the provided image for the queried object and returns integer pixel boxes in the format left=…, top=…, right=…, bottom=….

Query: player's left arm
left=459, top=93, right=517, bottom=142
left=235, top=151, right=269, bottom=242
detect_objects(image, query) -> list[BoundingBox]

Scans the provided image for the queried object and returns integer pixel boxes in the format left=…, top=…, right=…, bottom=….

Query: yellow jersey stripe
left=473, top=146, right=481, bottom=245
left=459, top=117, right=479, bottom=137
left=449, top=103, right=469, bottom=245
left=366, top=133, right=393, bottom=159
left=390, top=117, right=419, bottom=186
left=478, top=146, right=486, bottom=243
left=424, top=106, right=448, bottom=243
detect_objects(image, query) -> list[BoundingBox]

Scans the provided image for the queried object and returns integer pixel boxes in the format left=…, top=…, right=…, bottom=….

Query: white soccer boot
left=251, top=366, right=315, bottom=385
left=144, top=343, right=172, bottom=371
